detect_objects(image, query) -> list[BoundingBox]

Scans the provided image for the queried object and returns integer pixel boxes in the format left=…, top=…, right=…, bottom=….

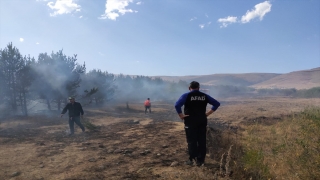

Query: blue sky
left=0, top=0, right=319, bottom=76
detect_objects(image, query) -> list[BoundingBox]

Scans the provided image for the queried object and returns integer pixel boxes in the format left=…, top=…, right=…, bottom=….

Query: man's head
left=68, top=97, right=75, bottom=103
left=147, top=98, right=150, bottom=100
left=189, top=81, right=200, bottom=90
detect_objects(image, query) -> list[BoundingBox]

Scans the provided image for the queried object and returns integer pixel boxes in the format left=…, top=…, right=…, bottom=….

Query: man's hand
left=178, top=113, right=189, bottom=120
left=206, top=110, right=214, bottom=117
left=60, top=114, right=63, bottom=118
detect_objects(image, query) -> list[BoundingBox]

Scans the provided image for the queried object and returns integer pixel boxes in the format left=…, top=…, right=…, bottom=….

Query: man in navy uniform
left=60, top=97, right=85, bottom=135
left=175, top=81, right=220, bottom=166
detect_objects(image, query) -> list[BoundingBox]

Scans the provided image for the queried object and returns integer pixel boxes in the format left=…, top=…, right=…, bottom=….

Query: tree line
left=1, top=43, right=319, bottom=117
left=0, top=43, right=189, bottom=117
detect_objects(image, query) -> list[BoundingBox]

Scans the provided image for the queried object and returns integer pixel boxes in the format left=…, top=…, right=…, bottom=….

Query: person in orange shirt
left=144, top=98, right=151, bottom=114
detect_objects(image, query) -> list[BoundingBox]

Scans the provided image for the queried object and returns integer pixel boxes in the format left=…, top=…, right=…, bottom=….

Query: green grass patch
left=82, top=118, right=99, bottom=131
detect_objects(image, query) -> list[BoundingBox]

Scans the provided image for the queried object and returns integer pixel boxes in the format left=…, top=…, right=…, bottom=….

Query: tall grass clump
left=240, top=107, right=320, bottom=179
left=82, top=117, right=99, bottom=131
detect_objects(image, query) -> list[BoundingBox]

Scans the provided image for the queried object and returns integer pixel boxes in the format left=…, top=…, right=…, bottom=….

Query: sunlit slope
left=250, top=67, right=320, bottom=89
left=155, top=73, right=280, bottom=86
left=155, top=67, right=320, bottom=89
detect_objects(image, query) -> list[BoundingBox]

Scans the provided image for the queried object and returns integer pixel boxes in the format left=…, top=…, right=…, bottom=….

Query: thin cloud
left=217, top=1, right=272, bottom=28
left=47, top=0, right=81, bottom=17
left=241, top=1, right=272, bottom=23
left=136, top=1, right=142, bottom=5
left=192, top=15, right=210, bottom=29
left=36, top=42, right=40, bottom=45
left=79, top=16, right=83, bottom=18
left=99, top=0, right=137, bottom=21
left=217, top=16, right=237, bottom=28
left=190, top=17, right=197, bottom=21
left=20, top=38, right=24, bottom=42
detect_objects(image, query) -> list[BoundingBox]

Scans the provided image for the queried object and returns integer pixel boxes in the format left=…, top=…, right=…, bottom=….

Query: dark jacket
left=175, top=90, right=220, bottom=126
left=61, top=102, right=84, bottom=117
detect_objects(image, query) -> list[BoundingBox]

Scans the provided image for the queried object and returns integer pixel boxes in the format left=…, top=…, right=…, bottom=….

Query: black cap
left=189, top=81, right=200, bottom=89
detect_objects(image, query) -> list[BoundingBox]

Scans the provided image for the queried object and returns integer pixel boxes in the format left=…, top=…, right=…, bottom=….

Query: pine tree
left=16, top=55, right=34, bottom=116
left=0, top=43, right=25, bottom=113
left=31, top=50, right=86, bottom=111
left=80, top=69, right=116, bottom=105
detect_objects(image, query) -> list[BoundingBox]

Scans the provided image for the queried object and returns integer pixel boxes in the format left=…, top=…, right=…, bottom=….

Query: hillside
left=155, top=73, right=280, bottom=86
left=154, top=67, right=320, bottom=89
left=251, top=67, right=320, bottom=89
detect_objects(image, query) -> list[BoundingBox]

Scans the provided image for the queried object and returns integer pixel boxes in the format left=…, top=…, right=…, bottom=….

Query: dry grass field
left=0, top=97, right=320, bottom=180
left=251, top=67, right=320, bottom=89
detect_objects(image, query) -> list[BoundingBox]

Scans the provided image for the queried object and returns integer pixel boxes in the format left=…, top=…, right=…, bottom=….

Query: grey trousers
left=69, top=116, right=85, bottom=134
left=145, top=106, right=151, bottom=113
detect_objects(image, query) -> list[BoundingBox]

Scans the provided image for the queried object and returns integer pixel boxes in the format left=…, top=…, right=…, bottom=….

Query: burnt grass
left=0, top=106, right=239, bottom=180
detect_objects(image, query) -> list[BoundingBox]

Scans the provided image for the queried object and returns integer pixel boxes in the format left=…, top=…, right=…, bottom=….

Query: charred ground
left=1, top=97, right=320, bottom=180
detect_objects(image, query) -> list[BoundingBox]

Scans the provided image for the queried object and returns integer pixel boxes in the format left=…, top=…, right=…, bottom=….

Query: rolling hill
left=250, top=67, right=320, bottom=89
left=156, top=73, right=280, bottom=86
left=154, top=67, right=320, bottom=89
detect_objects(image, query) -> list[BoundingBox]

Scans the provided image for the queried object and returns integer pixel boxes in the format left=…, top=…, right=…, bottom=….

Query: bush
left=295, top=87, right=320, bottom=98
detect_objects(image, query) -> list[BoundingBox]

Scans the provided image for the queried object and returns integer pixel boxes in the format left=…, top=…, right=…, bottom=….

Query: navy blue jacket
left=175, top=90, right=220, bottom=125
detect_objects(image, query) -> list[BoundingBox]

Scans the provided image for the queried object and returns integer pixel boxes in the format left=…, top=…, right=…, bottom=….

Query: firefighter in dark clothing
left=175, top=81, right=220, bottom=166
left=60, top=97, right=85, bottom=135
